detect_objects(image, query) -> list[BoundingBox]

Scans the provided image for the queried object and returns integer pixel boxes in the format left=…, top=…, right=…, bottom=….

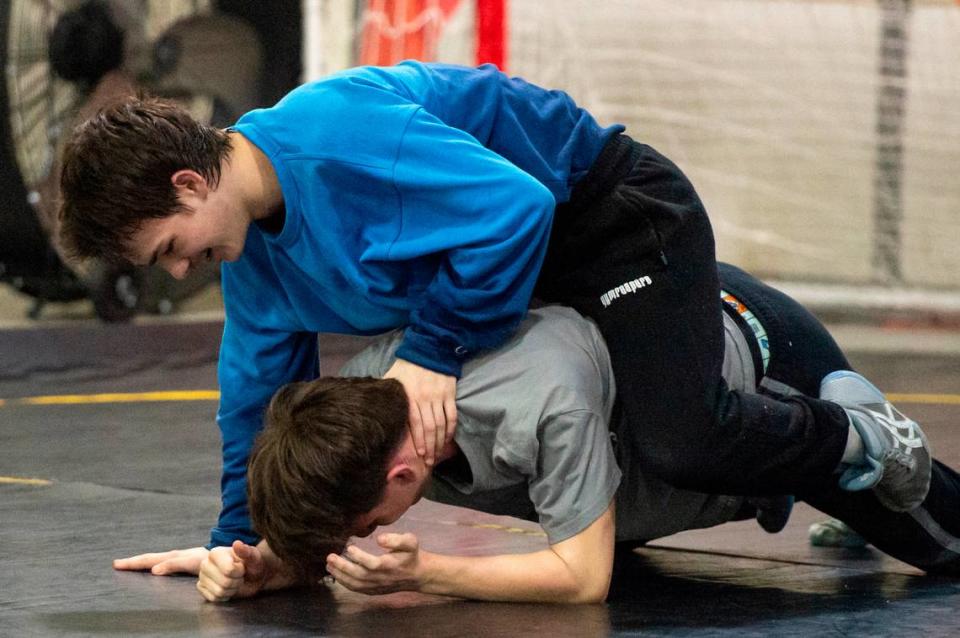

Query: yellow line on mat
left=0, top=391, right=957, bottom=407
left=0, top=476, right=53, bottom=486
left=463, top=522, right=546, bottom=537
left=2, top=390, right=220, bottom=406
left=887, top=393, right=960, bottom=405
left=436, top=520, right=546, bottom=537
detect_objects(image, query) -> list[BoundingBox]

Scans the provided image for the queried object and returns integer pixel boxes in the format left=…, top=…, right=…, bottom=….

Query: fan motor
left=48, top=0, right=125, bottom=85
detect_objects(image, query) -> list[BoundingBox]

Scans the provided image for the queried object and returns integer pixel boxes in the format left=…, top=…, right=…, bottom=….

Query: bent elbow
left=567, top=588, right=608, bottom=605
left=533, top=182, right=556, bottom=223
left=565, top=575, right=611, bottom=604
left=513, top=174, right=555, bottom=229
left=581, top=581, right=611, bottom=604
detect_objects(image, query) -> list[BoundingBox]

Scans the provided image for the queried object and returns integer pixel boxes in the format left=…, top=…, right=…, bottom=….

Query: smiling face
left=129, top=208, right=243, bottom=279
left=126, top=169, right=251, bottom=278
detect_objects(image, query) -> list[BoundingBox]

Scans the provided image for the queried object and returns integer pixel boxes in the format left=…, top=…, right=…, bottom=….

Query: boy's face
left=127, top=201, right=248, bottom=279
left=351, top=501, right=406, bottom=539
left=350, top=468, right=431, bottom=538
left=126, top=166, right=253, bottom=278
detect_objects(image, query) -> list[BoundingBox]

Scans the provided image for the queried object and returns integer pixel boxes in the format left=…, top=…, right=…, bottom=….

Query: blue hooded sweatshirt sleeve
left=209, top=235, right=321, bottom=548
left=388, top=105, right=556, bottom=371
left=211, top=61, right=622, bottom=545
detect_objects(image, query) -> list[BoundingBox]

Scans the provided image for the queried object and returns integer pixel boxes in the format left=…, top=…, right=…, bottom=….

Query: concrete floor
left=2, top=298, right=960, bottom=636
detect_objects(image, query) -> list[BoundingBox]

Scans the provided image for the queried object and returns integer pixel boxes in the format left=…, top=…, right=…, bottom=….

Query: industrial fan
left=0, top=0, right=301, bottom=321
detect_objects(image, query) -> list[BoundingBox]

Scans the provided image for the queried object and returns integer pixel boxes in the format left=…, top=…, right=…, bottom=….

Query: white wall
left=508, top=0, right=960, bottom=289
left=300, top=0, right=960, bottom=290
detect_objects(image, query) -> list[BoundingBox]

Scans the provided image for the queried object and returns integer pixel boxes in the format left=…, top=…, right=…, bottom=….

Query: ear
left=170, top=169, right=208, bottom=199
left=385, top=463, right=417, bottom=486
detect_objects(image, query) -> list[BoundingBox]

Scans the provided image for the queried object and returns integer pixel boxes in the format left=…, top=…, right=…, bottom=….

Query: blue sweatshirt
left=213, top=61, right=624, bottom=547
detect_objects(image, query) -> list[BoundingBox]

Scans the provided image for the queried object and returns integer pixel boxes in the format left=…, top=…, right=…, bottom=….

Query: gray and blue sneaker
left=808, top=518, right=869, bottom=549
left=820, top=370, right=931, bottom=512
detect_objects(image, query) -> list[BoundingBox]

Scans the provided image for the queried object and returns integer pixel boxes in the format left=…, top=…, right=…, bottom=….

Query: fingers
left=209, top=546, right=245, bottom=581
left=324, top=540, right=419, bottom=596
left=408, top=399, right=426, bottom=460
left=326, top=553, right=387, bottom=595
left=232, top=540, right=264, bottom=579
left=150, top=556, right=199, bottom=576
left=119, top=546, right=253, bottom=602
left=444, top=397, right=458, bottom=443
left=233, top=540, right=254, bottom=560
left=200, top=560, right=240, bottom=591
left=197, top=548, right=244, bottom=603
left=197, top=577, right=236, bottom=603
left=384, top=359, right=457, bottom=466
left=432, top=402, right=446, bottom=463
left=418, top=396, right=454, bottom=466
left=345, top=544, right=382, bottom=570
left=377, top=532, right=418, bottom=552
left=114, top=547, right=209, bottom=576
left=325, top=557, right=366, bottom=593
left=197, top=579, right=222, bottom=602
left=113, top=551, right=177, bottom=571
left=421, top=401, right=438, bottom=466
left=327, top=553, right=370, bottom=580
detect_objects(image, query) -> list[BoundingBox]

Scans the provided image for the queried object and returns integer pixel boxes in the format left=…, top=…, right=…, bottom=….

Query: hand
left=325, top=532, right=426, bottom=596
left=197, top=540, right=283, bottom=603
left=113, top=547, right=209, bottom=576
left=384, top=359, right=457, bottom=466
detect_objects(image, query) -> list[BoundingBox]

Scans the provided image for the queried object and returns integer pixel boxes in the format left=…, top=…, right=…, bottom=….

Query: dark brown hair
left=57, top=95, right=232, bottom=263
left=247, top=377, right=409, bottom=581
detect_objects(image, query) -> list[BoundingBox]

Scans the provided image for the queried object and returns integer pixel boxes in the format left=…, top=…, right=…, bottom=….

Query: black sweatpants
left=535, top=134, right=853, bottom=496
left=534, top=134, right=960, bottom=572
left=721, top=263, right=960, bottom=575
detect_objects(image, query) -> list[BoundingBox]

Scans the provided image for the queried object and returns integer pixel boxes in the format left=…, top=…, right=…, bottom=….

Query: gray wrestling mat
left=2, top=322, right=959, bottom=637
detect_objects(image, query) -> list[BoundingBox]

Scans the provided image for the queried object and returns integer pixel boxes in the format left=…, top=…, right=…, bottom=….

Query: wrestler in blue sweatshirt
left=214, top=61, right=622, bottom=545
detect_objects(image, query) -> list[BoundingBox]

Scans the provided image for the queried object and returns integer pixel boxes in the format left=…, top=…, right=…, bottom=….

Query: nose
left=163, top=257, right=191, bottom=280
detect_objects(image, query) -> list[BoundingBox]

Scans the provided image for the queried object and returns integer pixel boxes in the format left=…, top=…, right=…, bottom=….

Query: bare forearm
left=418, top=503, right=614, bottom=603
left=417, top=549, right=605, bottom=603
left=326, top=506, right=616, bottom=602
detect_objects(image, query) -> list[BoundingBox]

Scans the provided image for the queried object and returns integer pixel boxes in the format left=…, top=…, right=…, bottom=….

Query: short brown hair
left=57, top=95, right=232, bottom=263
left=247, top=377, right=409, bottom=581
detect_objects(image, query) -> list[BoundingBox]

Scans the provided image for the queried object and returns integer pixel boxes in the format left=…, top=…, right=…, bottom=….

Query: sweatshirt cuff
left=394, top=328, right=470, bottom=378
left=207, top=526, right=260, bottom=550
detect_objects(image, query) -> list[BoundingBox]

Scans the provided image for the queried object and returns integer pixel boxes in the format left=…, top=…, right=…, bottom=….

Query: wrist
left=415, top=550, right=440, bottom=595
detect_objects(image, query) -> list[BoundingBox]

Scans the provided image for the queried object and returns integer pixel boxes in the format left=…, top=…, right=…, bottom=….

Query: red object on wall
left=476, top=0, right=506, bottom=70
left=359, top=0, right=462, bottom=66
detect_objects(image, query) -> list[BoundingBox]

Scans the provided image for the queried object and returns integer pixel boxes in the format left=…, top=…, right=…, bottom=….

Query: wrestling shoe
left=748, top=495, right=795, bottom=534
left=820, top=370, right=931, bottom=512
